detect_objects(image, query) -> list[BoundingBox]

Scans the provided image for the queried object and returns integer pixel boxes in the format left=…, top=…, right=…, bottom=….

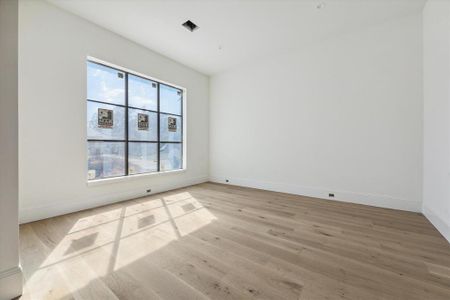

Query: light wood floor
left=19, top=182, right=450, bottom=300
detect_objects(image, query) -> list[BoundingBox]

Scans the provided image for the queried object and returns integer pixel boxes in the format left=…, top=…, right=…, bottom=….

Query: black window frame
left=87, top=60, right=184, bottom=181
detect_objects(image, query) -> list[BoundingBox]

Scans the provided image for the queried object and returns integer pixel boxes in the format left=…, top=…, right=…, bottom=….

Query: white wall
left=422, top=0, right=450, bottom=243
left=0, top=0, right=22, bottom=298
left=19, top=0, right=209, bottom=223
left=210, top=13, right=423, bottom=212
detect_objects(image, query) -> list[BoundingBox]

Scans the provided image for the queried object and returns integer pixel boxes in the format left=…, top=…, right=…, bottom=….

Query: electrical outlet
left=328, top=193, right=335, bottom=198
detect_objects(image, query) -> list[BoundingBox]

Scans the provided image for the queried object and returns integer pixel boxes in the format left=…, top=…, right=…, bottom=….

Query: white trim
left=210, top=176, right=421, bottom=212
left=422, top=205, right=450, bottom=244
left=0, top=266, right=21, bottom=280
left=20, top=175, right=208, bottom=224
left=87, top=168, right=187, bottom=186
left=0, top=266, right=22, bottom=300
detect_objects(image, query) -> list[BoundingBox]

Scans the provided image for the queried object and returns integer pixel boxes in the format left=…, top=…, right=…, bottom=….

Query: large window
left=87, top=60, right=183, bottom=180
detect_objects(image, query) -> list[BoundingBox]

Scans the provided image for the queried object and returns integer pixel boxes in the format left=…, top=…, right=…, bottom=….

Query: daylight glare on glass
left=86, top=61, right=183, bottom=180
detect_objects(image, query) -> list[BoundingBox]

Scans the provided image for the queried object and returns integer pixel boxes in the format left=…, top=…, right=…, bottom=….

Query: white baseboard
left=20, top=176, right=209, bottom=224
left=209, top=176, right=421, bottom=212
left=422, top=205, right=450, bottom=244
left=0, top=266, right=22, bottom=300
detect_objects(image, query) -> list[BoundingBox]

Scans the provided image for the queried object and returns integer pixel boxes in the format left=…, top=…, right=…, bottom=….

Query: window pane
left=87, top=142, right=125, bottom=180
left=87, top=101, right=125, bottom=140
left=160, top=114, right=182, bottom=142
left=160, top=84, right=182, bottom=115
left=160, top=143, right=182, bottom=171
left=87, top=61, right=125, bottom=105
left=128, top=74, right=157, bottom=110
left=128, top=142, right=158, bottom=174
left=128, top=109, right=157, bottom=141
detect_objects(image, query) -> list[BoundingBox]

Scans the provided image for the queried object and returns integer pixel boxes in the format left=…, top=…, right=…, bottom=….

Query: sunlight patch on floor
left=23, top=192, right=217, bottom=297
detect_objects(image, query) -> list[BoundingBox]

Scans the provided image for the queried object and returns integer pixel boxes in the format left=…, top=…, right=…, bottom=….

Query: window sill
left=87, top=168, right=186, bottom=187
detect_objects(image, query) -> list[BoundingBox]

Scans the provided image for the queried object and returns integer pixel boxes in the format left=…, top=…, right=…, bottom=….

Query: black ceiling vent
left=182, top=20, right=199, bottom=32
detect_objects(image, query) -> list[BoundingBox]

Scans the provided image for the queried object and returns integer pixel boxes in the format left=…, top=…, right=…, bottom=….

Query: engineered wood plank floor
left=19, top=182, right=450, bottom=300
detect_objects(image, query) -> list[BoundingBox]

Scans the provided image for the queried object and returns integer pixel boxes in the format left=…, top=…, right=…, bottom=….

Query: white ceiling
left=47, top=0, right=426, bottom=75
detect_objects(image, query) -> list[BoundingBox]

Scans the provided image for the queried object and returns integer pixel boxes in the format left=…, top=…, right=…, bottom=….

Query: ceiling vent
left=316, top=2, right=326, bottom=9
left=182, top=20, right=199, bottom=32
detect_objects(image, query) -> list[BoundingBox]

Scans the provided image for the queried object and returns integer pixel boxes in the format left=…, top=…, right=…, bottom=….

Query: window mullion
left=157, top=83, right=161, bottom=172
left=181, top=93, right=183, bottom=169
left=125, top=72, right=129, bottom=176
left=87, top=99, right=126, bottom=108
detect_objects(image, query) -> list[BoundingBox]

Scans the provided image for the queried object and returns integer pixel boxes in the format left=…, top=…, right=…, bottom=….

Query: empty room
left=1, top=0, right=450, bottom=299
